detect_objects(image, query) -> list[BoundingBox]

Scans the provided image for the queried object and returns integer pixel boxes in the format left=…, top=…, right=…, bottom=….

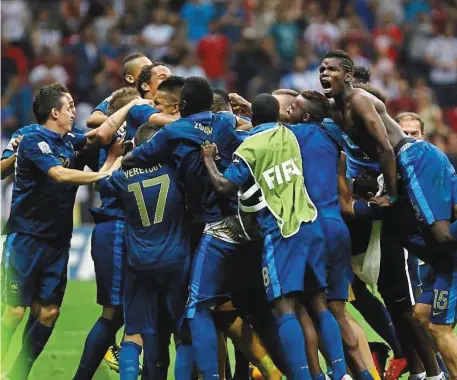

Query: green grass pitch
left=1, top=280, right=414, bottom=379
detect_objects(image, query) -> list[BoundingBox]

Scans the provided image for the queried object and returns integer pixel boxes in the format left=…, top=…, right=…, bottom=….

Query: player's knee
left=39, top=305, right=60, bottom=326
left=3, top=305, right=26, bottom=326
left=328, top=300, right=346, bottom=320
left=102, top=305, right=123, bottom=324
left=30, top=301, right=41, bottom=318
left=413, top=304, right=431, bottom=326
left=124, top=334, right=143, bottom=347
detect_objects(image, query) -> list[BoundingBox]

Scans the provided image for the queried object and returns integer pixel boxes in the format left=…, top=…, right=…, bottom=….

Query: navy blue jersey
left=291, top=122, right=341, bottom=219
left=101, top=164, right=190, bottom=270
left=125, top=104, right=160, bottom=141
left=93, top=97, right=110, bottom=115
left=130, top=111, right=240, bottom=223
left=323, top=118, right=380, bottom=178
left=4, top=126, right=85, bottom=240
left=2, top=124, right=86, bottom=160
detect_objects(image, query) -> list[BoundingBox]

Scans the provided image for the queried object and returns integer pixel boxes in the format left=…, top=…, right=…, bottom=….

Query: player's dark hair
left=122, top=53, right=147, bottom=78
left=134, top=123, right=161, bottom=147
left=49, top=83, right=70, bottom=94
left=251, top=93, right=279, bottom=127
left=395, top=112, right=425, bottom=134
left=33, top=85, right=65, bottom=124
left=272, top=89, right=299, bottom=97
left=353, top=83, right=388, bottom=104
left=107, top=87, right=140, bottom=116
left=136, top=62, right=169, bottom=97
left=352, top=66, right=371, bottom=84
left=353, top=169, right=380, bottom=200
left=179, top=77, right=213, bottom=117
left=300, top=90, right=330, bottom=122
left=212, top=89, right=231, bottom=112
left=323, top=50, right=354, bottom=73
left=157, top=75, right=186, bottom=100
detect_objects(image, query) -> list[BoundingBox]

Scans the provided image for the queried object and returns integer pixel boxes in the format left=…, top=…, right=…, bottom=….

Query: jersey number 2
left=128, top=174, right=170, bottom=227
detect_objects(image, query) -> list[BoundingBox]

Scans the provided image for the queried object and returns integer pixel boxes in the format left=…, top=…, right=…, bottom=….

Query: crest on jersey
left=38, top=141, right=52, bottom=154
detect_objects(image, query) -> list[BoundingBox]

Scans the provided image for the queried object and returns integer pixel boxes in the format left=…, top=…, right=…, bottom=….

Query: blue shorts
left=1, top=233, right=69, bottom=307
left=397, top=139, right=454, bottom=226
left=308, top=217, right=353, bottom=300
left=184, top=234, right=239, bottom=319
left=91, top=220, right=125, bottom=306
left=408, top=255, right=422, bottom=289
left=123, top=260, right=189, bottom=335
left=430, top=252, right=457, bottom=325
left=262, top=222, right=325, bottom=302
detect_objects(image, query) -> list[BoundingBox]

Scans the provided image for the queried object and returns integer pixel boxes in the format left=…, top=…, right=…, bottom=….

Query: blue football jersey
left=130, top=111, right=241, bottom=223
left=4, top=126, right=85, bottom=240
left=125, top=104, right=160, bottom=141
left=2, top=124, right=86, bottom=160
left=93, top=97, right=110, bottom=115
left=101, top=164, right=190, bottom=270
left=323, top=118, right=380, bottom=178
left=292, top=122, right=341, bottom=219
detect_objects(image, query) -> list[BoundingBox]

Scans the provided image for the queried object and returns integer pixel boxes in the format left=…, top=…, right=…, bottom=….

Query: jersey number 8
left=128, top=174, right=170, bottom=227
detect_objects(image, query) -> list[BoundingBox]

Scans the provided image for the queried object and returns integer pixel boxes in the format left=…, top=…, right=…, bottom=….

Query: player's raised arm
left=86, top=110, right=108, bottom=129
left=351, top=94, right=398, bottom=201
left=96, top=98, right=153, bottom=145
left=201, top=143, right=237, bottom=196
left=47, top=166, right=109, bottom=185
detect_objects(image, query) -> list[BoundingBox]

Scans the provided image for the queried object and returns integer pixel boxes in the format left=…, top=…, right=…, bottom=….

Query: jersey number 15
left=128, top=174, right=170, bottom=227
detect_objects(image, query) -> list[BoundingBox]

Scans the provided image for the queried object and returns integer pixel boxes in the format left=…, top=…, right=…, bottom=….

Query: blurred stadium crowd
left=2, top=0, right=457, bottom=223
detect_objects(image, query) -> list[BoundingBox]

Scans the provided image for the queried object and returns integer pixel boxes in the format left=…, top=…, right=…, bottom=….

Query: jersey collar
left=250, top=122, right=285, bottom=135
left=185, top=111, right=213, bottom=124
left=37, top=125, right=65, bottom=139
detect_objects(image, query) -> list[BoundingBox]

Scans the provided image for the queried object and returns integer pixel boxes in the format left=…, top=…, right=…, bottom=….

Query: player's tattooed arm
left=201, top=143, right=237, bottom=197
left=351, top=94, right=398, bottom=202
left=96, top=99, right=154, bottom=145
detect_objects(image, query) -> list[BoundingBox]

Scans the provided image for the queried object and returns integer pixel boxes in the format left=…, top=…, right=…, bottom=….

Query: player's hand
left=108, top=138, right=124, bottom=159
left=229, top=93, right=252, bottom=117
left=369, top=194, right=393, bottom=207
left=12, top=135, right=23, bottom=152
left=201, top=142, right=218, bottom=159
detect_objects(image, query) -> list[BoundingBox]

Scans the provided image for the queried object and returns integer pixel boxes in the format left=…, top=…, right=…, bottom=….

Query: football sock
left=120, top=341, right=142, bottom=380
left=188, top=308, right=219, bottom=378
left=9, top=321, right=53, bottom=379
left=317, top=310, right=346, bottom=380
left=142, top=333, right=169, bottom=380
left=359, top=369, right=375, bottom=380
left=234, top=348, right=248, bottom=379
left=74, top=317, right=121, bottom=379
left=22, top=314, right=38, bottom=345
left=426, top=374, right=444, bottom=380
left=276, top=313, right=311, bottom=380
left=175, top=344, right=195, bottom=380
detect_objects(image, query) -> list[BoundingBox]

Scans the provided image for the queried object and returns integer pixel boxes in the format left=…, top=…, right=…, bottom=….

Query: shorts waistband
left=394, top=137, right=416, bottom=158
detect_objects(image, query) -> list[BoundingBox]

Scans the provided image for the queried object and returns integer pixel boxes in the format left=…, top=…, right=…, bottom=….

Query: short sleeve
left=130, top=104, right=159, bottom=126
left=20, top=134, right=62, bottom=173
left=224, top=157, right=251, bottom=187
left=93, top=98, right=111, bottom=115
left=2, top=129, right=23, bottom=159
left=217, top=111, right=237, bottom=129
left=66, top=132, right=87, bottom=151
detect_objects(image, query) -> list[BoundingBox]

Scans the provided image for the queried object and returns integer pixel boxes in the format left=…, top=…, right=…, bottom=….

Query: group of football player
left=1, top=49, right=456, bottom=380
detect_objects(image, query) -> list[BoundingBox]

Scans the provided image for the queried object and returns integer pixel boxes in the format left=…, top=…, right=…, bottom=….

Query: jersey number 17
left=128, top=174, right=170, bottom=227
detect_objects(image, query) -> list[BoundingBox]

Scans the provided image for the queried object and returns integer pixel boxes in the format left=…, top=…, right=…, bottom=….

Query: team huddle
left=1, top=49, right=456, bottom=380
